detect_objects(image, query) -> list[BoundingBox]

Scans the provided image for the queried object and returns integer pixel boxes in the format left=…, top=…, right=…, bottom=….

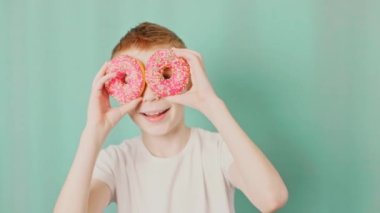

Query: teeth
left=146, top=111, right=162, bottom=116
left=143, top=108, right=168, bottom=116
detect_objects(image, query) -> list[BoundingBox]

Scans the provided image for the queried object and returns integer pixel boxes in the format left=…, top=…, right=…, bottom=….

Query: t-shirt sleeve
left=217, top=134, right=235, bottom=188
left=92, top=147, right=116, bottom=203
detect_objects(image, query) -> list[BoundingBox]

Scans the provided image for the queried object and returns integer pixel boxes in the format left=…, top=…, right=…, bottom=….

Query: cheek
left=170, top=105, right=184, bottom=120
left=129, top=112, right=141, bottom=124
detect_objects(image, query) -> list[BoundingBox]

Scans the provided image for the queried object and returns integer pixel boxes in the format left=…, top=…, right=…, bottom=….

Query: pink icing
left=105, top=55, right=145, bottom=104
left=146, top=49, right=190, bottom=97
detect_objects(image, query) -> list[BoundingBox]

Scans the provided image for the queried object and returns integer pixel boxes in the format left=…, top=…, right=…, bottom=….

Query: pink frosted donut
left=146, top=49, right=190, bottom=97
left=105, top=55, right=146, bottom=104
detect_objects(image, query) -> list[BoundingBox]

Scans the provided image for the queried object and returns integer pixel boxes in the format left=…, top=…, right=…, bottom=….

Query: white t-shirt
left=92, top=127, right=236, bottom=213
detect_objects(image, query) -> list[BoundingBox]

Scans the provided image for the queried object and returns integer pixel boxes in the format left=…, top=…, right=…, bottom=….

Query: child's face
left=114, top=46, right=186, bottom=136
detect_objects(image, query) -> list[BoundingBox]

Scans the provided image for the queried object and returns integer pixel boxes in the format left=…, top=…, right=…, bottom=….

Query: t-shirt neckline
left=139, top=127, right=196, bottom=162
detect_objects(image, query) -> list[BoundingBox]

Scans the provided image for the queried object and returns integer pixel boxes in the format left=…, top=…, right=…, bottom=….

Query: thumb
left=118, top=97, right=142, bottom=116
left=165, top=94, right=187, bottom=105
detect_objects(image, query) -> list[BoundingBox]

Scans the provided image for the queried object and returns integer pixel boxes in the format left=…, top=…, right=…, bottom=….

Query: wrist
left=85, top=120, right=111, bottom=133
left=199, top=96, right=225, bottom=117
left=82, top=124, right=109, bottom=144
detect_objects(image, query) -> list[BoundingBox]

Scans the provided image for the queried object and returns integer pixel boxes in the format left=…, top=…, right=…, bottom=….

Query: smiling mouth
left=140, top=108, right=171, bottom=118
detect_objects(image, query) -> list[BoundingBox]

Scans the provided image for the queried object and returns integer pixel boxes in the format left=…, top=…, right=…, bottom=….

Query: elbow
left=259, top=187, right=289, bottom=213
left=265, top=194, right=288, bottom=213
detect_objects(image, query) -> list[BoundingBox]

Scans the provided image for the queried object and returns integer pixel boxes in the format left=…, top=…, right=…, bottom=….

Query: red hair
left=111, top=22, right=186, bottom=59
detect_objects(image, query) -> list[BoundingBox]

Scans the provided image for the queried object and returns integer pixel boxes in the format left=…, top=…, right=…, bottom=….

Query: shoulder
left=192, top=127, right=225, bottom=152
left=193, top=127, right=223, bottom=143
left=193, top=127, right=231, bottom=158
left=97, top=136, right=141, bottom=162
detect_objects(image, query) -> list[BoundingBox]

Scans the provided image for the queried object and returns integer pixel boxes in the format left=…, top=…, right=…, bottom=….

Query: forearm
left=202, top=97, right=288, bottom=207
left=54, top=126, right=106, bottom=213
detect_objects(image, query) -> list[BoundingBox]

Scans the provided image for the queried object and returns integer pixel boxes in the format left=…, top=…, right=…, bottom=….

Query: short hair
left=111, top=22, right=186, bottom=59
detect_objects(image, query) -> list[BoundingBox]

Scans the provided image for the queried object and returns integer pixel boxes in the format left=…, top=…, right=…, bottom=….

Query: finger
left=94, top=61, right=111, bottom=82
left=171, top=48, right=203, bottom=62
left=173, top=48, right=202, bottom=59
left=171, top=48, right=195, bottom=62
left=165, top=94, right=187, bottom=105
left=171, top=48, right=203, bottom=84
left=118, top=97, right=143, bottom=116
left=171, top=48, right=205, bottom=74
left=95, top=72, right=116, bottom=91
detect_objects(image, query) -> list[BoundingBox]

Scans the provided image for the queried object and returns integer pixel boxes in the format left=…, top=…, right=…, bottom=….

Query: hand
left=165, top=48, right=221, bottom=114
left=86, top=62, right=142, bottom=136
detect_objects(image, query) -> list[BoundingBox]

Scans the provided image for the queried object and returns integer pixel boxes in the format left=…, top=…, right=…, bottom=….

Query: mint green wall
left=1, top=0, right=379, bottom=212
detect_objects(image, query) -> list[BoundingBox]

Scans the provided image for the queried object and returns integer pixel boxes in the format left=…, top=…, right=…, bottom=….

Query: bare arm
left=88, top=179, right=114, bottom=213
left=54, top=127, right=106, bottom=213
left=165, top=48, right=288, bottom=212
left=54, top=62, right=142, bottom=213
left=203, top=98, right=288, bottom=213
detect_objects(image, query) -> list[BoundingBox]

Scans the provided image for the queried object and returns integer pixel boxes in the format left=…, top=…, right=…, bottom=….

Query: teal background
left=1, top=0, right=379, bottom=212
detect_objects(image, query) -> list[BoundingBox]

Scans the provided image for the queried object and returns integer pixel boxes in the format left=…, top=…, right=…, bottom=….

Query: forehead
left=114, top=45, right=171, bottom=64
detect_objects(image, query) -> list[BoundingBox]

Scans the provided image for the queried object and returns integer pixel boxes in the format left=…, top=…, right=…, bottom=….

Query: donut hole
left=162, top=67, right=172, bottom=80
left=123, top=74, right=129, bottom=84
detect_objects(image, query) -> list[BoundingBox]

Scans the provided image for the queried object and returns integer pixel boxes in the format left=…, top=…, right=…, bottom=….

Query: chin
left=132, top=104, right=185, bottom=136
left=141, top=125, right=173, bottom=136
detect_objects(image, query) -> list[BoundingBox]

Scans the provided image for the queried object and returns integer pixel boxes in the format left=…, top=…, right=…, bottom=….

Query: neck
left=141, top=123, right=191, bottom=158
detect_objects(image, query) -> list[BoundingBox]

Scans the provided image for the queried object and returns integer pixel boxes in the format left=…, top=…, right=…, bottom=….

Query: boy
left=54, top=22, right=288, bottom=213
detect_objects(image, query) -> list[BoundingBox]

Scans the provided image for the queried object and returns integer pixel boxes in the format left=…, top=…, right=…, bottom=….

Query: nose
left=142, top=86, right=160, bottom=102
